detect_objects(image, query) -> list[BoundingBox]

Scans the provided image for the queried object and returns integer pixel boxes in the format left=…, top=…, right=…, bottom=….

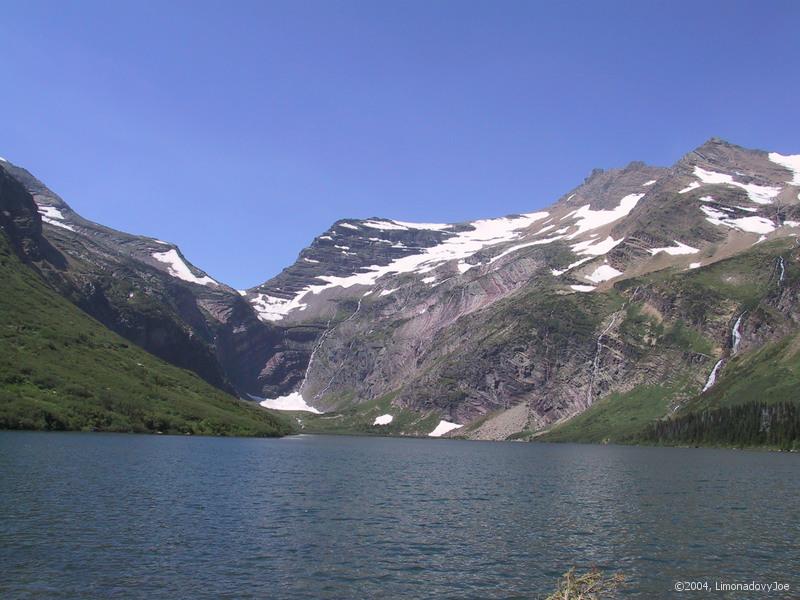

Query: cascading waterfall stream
left=257, top=298, right=364, bottom=412
left=311, top=298, right=364, bottom=401
left=702, top=359, right=724, bottom=392
left=731, top=312, right=745, bottom=355
left=586, top=314, right=619, bottom=405
left=702, top=311, right=748, bottom=394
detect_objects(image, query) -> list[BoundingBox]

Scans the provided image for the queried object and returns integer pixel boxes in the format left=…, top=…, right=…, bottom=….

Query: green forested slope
left=0, top=234, right=293, bottom=437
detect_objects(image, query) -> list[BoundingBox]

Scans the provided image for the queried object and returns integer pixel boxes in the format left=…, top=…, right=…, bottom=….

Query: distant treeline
left=641, top=402, right=800, bottom=450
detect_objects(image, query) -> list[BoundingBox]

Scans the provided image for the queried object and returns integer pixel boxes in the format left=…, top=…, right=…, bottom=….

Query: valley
left=2, top=139, right=800, bottom=446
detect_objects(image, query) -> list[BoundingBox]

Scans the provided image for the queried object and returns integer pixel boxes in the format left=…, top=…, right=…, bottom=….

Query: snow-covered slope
left=243, top=139, right=800, bottom=432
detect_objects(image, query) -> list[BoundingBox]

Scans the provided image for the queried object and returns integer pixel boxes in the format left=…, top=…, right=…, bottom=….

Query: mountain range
left=2, top=138, right=799, bottom=445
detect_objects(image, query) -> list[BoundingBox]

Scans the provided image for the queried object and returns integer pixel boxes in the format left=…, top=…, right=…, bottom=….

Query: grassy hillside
left=538, top=240, right=800, bottom=448
left=535, top=381, right=689, bottom=444
left=0, top=234, right=293, bottom=437
left=291, top=390, right=443, bottom=436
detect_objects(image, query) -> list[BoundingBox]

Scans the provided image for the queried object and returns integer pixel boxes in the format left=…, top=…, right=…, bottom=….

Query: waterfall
left=778, top=256, right=785, bottom=284
left=298, top=316, right=335, bottom=394
left=586, top=314, right=618, bottom=404
left=702, top=359, right=723, bottom=392
left=300, top=297, right=363, bottom=394
left=581, top=288, right=640, bottom=408
left=304, top=297, right=363, bottom=400
left=731, top=313, right=745, bottom=354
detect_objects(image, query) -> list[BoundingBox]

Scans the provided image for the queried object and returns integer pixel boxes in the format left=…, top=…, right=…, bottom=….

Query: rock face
left=0, top=160, right=284, bottom=395
left=2, top=139, right=800, bottom=439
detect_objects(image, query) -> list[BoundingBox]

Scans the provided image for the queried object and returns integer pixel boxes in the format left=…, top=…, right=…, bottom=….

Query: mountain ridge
left=2, top=138, right=799, bottom=443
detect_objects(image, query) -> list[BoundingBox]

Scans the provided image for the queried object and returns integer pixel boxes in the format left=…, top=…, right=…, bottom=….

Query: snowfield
left=769, top=152, right=800, bottom=186
left=680, top=166, right=780, bottom=204
left=257, top=392, right=321, bottom=414
left=152, top=249, right=217, bottom=286
left=373, top=414, right=393, bottom=425
left=551, top=256, right=593, bottom=276
left=566, top=193, right=643, bottom=238
left=428, top=420, right=462, bottom=437
left=249, top=211, right=549, bottom=322
left=585, top=264, right=623, bottom=283
left=700, top=206, right=776, bottom=234
left=571, top=235, right=625, bottom=256
left=36, top=204, right=76, bottom=231
left=649, top=241, right=699, bottom=256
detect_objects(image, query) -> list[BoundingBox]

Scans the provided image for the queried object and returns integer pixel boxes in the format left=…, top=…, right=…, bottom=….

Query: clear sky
left=1, top=1, right=798, bottom=288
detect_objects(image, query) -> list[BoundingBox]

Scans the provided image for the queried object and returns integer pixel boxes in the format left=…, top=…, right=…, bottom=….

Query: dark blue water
left=1, top=432, right=798, bottom=598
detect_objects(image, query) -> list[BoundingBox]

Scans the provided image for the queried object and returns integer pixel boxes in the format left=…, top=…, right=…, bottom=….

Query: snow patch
left=768, top=152, right=800, bottom=185
left=456, top=260, right=475, bottom=273
left=551, top=256, right=593, bottom=276
left=649, top=241, right=699, bottom=256
left=361, top=219, right=452, bottom=232
left=566, top=194, right=643, bottom=238
left=570, top=284, right=596, bottom=292
left=679, top=182, right=701, bottom=194
left=585, top=264, right=623, bottom=283
left=428, top=420, right=462, bottom=437
left=391, top=220, right=453, bottom=231
left=689, top=262, right=702, bottom=269
left=373, top=414, right=393, bottom=426
left=489, top=235, right=565, bottom=263
left=643, top=179, right=657, bottom=186
left=152, top=249, right=216, bottom=286
left=421, top=276, right=436, bottom=284
left=571, top=235, right=624, bottom=256
left=784, top=220, right=800, bottom=228
left=258, top=392, right=321, bottom=414
left=303, top=257, right=320, bottom=263
left=250, top=292, right=309, bottom=321
left=338, top=223, right=359, bottom=230
left=37, top=205, right=76, bottom=231
left=379, top=287, right=398, bottom=296
left=700, top=206, right=776, bottom=234
left=685, top=166, right=780, bottom=204
left=39, top=206, right=66, bottom=220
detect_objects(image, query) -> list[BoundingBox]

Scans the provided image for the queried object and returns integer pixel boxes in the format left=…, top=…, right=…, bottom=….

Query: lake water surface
left=1, top=432, right=798, bottom=598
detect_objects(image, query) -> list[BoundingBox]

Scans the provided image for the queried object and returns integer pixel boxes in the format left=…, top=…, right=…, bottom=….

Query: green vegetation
left=692, top=333, right=800, bottom=411
left=663, top=319, right=713, bottom=355
left=535, top=240, right=800, bottom=448
left=640, top=402, right=800, bottom=450
left=0, top=234, right=293, bottom=437
left=537, top=381, right=686, bottom=444
left=294, top=390, right=441, bottom=436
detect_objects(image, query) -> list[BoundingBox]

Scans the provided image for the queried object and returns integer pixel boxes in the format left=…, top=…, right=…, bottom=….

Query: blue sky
left=1, top=1, right=798, bottom=288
